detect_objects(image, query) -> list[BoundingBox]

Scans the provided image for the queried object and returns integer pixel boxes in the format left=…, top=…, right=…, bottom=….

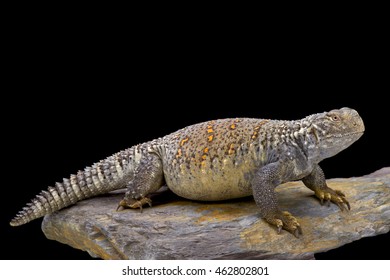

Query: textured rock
left=42, top=168, right=390, bottom=259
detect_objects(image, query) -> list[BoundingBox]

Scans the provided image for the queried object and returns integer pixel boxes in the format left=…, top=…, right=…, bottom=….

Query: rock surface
left=42, top=168, right=390, bottom=259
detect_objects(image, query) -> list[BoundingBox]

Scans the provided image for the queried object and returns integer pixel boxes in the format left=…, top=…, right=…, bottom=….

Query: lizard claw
left=336, top=201, right=347, bottom=212
left=297, top=225, right=303, bottom=235
left=293, top=228, right=300, bottom=238
left=335, top=190, right=350, bottom=210
left=318, top=192, right=325, bottom=205
left=276, top=219, right=283, bottom=234
left=266, top=211, right=303, bottom=238
left=324, top=193, right=332, bottom=207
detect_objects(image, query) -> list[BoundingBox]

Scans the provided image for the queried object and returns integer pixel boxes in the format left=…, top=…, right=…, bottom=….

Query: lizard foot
left=116, top=197, right=152, bottom=213
left=265, top=210, right=303, bottom=238
left=315, top=187, right=350, bottom=211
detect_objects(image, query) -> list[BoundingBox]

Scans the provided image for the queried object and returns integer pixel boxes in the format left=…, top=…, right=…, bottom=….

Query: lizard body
left=10, top=108, right=364, bottom=236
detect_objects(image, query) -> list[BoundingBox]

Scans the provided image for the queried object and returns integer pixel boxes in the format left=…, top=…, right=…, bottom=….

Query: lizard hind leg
left=117, top=153, right=164, bottom=213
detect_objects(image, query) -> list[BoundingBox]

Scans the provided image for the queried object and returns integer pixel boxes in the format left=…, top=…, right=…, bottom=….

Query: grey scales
left=10, top=108, right=365, bottom=237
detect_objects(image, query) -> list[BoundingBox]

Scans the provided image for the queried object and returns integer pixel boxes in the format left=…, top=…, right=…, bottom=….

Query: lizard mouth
left=327, top=131, right=364, bottom=139
left=343, top=131, right=364, bottom=136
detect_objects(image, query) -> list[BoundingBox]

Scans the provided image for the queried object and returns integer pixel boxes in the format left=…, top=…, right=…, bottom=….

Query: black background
left=2, top=11, right=389, bottom=260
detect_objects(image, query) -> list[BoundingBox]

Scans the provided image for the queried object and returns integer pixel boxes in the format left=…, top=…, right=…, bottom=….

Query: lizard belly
left=164, top=162, right=256, bottom=201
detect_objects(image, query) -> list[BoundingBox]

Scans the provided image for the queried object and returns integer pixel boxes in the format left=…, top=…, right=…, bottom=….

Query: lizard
left=10, top=107, right=365, bottom=237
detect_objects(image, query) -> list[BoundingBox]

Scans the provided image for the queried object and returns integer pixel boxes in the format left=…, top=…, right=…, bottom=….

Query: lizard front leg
left=302, top=164, right=350, bottom=211
left=117, top=153, right=164, bottom=212
left=252, top=162, right=303, bottom=237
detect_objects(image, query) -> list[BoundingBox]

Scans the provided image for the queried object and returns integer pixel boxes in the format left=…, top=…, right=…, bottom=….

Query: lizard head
left=309, top=107, right=365, bottom=160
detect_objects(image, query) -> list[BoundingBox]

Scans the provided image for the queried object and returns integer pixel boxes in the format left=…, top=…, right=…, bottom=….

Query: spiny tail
left=10, top=147, right=135, bottom=226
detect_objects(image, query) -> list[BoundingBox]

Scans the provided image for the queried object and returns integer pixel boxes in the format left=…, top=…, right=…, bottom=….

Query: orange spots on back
left=206, top=122, right=215, bottom=142
left=230, top=123, right=236, bottom=130
left=180, top=138, right=189, bottom=146
left=176, top=148, right=182, bottom=159
left=200, top=146, right=210, bottom=167
left=206, top=124, right=214, bottom=134
left=259, top=120, right=269, bottom=126
left=251, top=120, right=269, bottom=140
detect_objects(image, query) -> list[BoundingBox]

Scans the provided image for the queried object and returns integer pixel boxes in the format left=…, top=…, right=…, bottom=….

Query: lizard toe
left=315, top=187, right=350, bottom=211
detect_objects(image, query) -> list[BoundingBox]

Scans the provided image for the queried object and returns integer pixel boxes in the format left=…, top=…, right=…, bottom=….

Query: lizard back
left=158, top=118, right=271, bottom=201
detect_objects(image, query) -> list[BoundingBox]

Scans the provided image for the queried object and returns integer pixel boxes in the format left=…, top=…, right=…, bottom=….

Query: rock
left=42, top=167, right=390, bottom=259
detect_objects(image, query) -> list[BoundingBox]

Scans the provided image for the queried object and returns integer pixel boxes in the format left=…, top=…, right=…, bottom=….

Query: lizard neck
left=295, top=116, right=323, bottom=164
left=261, top=117, right=322, bottom=166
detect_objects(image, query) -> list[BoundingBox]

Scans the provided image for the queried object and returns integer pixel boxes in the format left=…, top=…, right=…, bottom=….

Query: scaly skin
left=10, top=108, right=364, bottom=237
